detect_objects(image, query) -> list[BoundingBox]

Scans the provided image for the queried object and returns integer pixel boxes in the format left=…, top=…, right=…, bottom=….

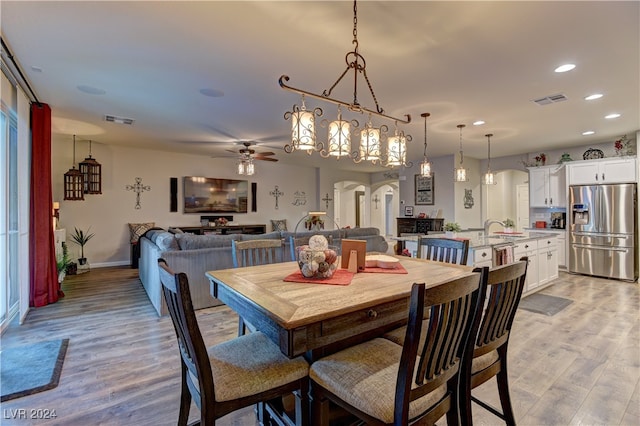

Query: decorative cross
left=372, top=194, right=380, bottom=209
left=270, top=185, right=284, bottom=210
left=322, top=192, right=333, bottom=209
left=126, top=177, right=151, bottom=210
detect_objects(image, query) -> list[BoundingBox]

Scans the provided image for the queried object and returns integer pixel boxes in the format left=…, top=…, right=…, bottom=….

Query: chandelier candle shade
left=483, top=133, right=497, bottom=185
left=63, top=135, right=84, bottom=201
left=79, top=140, right=102, bottom=194
left=419, top=113, right=432, bottom=178
left=279, top=0, right=410, bottom=165
left=386, top=123, right=412, bottom=168
left=454, top=124, right=468, bottom=182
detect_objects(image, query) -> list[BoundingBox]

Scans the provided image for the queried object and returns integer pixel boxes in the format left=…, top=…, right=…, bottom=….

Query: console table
left=176, top=224, right=266, bottom=235
left=396, top=217, right=444, bottom=236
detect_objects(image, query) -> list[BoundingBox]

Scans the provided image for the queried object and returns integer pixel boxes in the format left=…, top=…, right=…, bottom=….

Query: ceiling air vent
left=104, top=114, right=135, bottom=125
left=532, top=93, right=568, bottom=106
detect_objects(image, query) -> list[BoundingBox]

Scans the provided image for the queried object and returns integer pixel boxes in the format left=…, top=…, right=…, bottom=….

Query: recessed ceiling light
left=77, top=85, right=106, bottom=95
left=582, top=131, right=595, bottom=136
left=584, top=93, right=603, bottom=101
left=199, top=88, right=225, bottom=98
left=472, top=120, right=485, bottom=126
left=555, top=64, right=576, bottom=73
left=605, top=113, right=621, bottom=119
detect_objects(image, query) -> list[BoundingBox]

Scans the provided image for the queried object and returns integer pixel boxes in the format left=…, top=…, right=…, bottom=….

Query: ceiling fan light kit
left=279, top=0, right=412, bottom=168
left=230, top=142, right=277, bottom=176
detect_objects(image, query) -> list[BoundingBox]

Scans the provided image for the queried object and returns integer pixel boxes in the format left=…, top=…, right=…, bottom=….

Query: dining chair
left=158, top=259, right=309, bottom=426
left=460, top=257, right=528, bottom=426
left=382, top=237, right=470, bottom=347
left=309, top=269, right=488, bottom=426
left=417, top=236, right=470, bottom=265
left=232, top=239, right=285, bottom=335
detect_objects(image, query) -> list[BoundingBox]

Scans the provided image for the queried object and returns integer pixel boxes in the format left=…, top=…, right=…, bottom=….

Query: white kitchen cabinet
left=537, top=237, right=558, bottom=287
left=468, top=246, right=492, bottom=268
left=528, top=165, right=566, bottom=207
left=567, top=157, right=637, bottom=185
left=514, top=240, right=538, bottom=292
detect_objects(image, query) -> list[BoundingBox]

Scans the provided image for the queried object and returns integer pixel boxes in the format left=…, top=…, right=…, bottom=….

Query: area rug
left=1, top=338, right=69, bottom=402
left=518, top=293, right=573, bottom=316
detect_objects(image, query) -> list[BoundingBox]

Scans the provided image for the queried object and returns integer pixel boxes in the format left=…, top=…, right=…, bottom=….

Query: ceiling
left=2, top=1, right=638, bottom=172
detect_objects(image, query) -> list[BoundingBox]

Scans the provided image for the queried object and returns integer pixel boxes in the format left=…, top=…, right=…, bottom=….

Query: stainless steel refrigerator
left=569, top=183, right=638, bottom=281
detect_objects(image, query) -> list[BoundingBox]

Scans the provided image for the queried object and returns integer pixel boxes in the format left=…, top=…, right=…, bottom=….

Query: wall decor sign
left=464, top=188, right=474, bottom=209
left=404, top=205, right=414, bottom=217
left=292, top=190, right=307, bottom=206
left=126, top=177, right=151, bottom=209
left=415, top=174, right=434, bottom=205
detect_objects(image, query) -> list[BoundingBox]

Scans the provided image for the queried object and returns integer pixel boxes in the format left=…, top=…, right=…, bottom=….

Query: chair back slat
left=158, top=259, right=214, bottom=409
left=417, top=237, right=470, bottom=265
left=232, top=239, right=284, bottom=268
left=475, top=258, right=528, bottom=355
left=395, top=270, right=486, bottom=423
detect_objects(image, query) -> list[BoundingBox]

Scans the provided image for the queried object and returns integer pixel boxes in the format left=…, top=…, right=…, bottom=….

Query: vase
left=445, top=231, right=457, bottom=239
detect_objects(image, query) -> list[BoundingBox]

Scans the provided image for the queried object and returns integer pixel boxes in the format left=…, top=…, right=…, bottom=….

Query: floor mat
left=1, top=339, right=69, bottom=402
left=518, top=293, right=573, bottom=316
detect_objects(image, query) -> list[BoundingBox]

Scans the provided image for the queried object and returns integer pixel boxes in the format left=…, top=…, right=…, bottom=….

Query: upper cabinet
left=567, top=157, right=637, bottom=185
left=528, top=165, right=566, bottom=208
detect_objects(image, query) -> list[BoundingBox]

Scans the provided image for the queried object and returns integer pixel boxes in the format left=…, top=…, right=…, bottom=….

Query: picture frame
left=415, top=174, right=434, bottom=205
left=404, top=205, right=414, bottom=217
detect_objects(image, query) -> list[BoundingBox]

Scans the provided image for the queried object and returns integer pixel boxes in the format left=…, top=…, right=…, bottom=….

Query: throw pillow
left=128, top=222, right=155, bottom=244
left=271, top=219, right=287, bottom=232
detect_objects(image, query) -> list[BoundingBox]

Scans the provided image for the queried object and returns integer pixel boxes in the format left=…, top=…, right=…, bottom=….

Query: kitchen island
left=394, top=230, right=559, bottom=295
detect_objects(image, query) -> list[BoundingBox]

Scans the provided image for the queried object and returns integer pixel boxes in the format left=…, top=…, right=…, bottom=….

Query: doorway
left=355, top=191, right=365, bottom=227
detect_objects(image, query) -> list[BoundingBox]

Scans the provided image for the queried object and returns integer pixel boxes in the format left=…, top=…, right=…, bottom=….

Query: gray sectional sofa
left=139, top=227, right=389, bottom=316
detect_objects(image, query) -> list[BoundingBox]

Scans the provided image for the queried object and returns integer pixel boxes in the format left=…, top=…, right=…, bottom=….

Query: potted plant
left=443, top=222, right=462, bottom=238
left=71, top=227, right=95, bottom=265
left=503, top=218, right=515, bottom=233
left=56, top=243, right=72, bottom=283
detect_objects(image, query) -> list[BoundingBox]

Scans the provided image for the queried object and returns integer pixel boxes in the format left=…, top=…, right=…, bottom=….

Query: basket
left=295, top=234, right=339, bottom=279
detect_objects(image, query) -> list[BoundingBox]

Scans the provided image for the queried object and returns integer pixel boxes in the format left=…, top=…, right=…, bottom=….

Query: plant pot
left=58, top=271, right=66, bottom=284
left=78, top=257, right=87, bottom=265
left=504, top=227, right=514, bottom=233
left=445, top=231, right=457, bottom=239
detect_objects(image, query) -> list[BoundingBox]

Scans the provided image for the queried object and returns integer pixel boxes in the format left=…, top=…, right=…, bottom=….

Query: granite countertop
left=394, top=230, right=559, bottom=249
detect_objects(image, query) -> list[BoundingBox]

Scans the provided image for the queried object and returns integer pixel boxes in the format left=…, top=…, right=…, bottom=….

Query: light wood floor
left=1, top=267, right=638, bottom=425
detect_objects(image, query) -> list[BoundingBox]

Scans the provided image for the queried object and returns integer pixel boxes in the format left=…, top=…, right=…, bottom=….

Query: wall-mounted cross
left=126, top=177, right=151, bottom=210
left=322, top=192, right=333, bottom=209
left=372, top=194, right=380, bottom=209
left=270, top=185, right=284, bottom=210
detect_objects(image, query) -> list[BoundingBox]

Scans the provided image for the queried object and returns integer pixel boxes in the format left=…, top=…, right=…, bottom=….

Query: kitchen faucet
left=484, top=219, right=505, bottom=236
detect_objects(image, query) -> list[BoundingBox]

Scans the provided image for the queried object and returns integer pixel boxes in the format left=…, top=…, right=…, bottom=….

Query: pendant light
left=386, top=122, right=411, bottom=168
left=63, top=135, right=84, bottom=200
left=284, top=94, right=322, bottom=154
left=79, top=140, right=102, bottom=194
left=419, top=113, right=432, bottom=177
left=322, top=105, right=355, bottom=158
left=454, top=124, right=468, bottom=182
left=358, top=114, right=383, bottom=163
left=483, top=133, right=497, bottom=185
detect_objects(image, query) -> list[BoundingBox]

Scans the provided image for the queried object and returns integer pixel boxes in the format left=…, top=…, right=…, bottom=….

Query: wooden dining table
left=207, top=256, right=475, bottom=361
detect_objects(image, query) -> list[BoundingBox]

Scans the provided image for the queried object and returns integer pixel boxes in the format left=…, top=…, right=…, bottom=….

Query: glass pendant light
left=386, top=122, right=408, bottom=167
left=326, top=106, right=352, bottom=157
left=419, top=112, right=432, bottom=177
left=483, top=133, right=496, bottom=185
left=285, top=94, right=320, bottom=153
left=454, top=124, right=468, bottom=182
left=359, top=114, right=381, bottom=163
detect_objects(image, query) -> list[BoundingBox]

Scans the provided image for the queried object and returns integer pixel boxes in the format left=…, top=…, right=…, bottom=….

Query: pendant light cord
left=422, top=112, right=430, bottom=159
left=458, top=124, right=465, bottom=165
left=486, top=133, right=493, bottom=171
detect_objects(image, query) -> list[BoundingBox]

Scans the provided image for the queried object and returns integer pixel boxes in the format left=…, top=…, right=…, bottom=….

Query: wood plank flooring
left=0, top=267, right=638, bottom=425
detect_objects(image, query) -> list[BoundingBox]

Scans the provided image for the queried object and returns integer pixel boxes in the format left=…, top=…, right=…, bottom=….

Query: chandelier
left=63, top=135, right=84, bottom=200
left=280, top=0, right=411, bottom=166
left=419, top=113, right=432, bottom=177
left=454, top=124, right=468, bottom=182
left=483, top=133, right=497, bottom=185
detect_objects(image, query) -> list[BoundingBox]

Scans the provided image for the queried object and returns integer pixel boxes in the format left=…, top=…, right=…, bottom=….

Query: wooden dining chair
left=309, top=269, right=488, bottom=426
left=460, top=257, right=528, bottom=426
left=417, top=236, right=470, bottom=265
left=382, top=237, right=471, bottom=347
left=232, top=239, right=285, bottom=335
left=158, top=259, right=309, bottom=426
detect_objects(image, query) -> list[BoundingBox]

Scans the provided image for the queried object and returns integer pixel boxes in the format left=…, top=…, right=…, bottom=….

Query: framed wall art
left=415, top=174, right=434, bottom=205
left=404, top=205, right=414, bottom=217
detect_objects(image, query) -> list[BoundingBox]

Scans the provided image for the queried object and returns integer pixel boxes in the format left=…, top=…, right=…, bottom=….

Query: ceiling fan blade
left=255, top=151, right=275, bottom=156
left=255, top=157, right=278, bottom=162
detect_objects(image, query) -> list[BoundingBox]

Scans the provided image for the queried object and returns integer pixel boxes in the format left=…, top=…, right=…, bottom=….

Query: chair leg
left=310, top=391, right=331, bottom=426
left=178, top=364, right=192, bottom=426
left=496, top=347, right=516, bottom=426
left=238, top=317, right=247, bottom=336
left=294, top=384, right=310, bottom=426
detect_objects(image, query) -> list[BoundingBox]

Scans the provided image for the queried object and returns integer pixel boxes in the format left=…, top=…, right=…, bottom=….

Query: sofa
left=139, top=227, right=389, bottom=316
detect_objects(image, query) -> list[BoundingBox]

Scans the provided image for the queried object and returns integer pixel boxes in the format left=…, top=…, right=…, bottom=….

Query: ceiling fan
left=227, top=142, right=278, bottom=162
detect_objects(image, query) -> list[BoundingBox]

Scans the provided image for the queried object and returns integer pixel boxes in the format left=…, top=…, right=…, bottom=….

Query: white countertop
left=394, top=230, right=559, bottom=249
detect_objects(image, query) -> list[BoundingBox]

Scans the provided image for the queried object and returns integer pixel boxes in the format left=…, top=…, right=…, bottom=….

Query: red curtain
left=29, top=103, right=61, bottom=307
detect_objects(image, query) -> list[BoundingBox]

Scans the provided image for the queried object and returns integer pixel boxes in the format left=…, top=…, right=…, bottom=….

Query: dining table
left=206, top=255, right=475, bottom=361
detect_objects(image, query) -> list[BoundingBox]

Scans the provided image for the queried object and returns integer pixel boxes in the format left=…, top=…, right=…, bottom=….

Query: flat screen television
left=183, top=177, right=248, bottom=214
